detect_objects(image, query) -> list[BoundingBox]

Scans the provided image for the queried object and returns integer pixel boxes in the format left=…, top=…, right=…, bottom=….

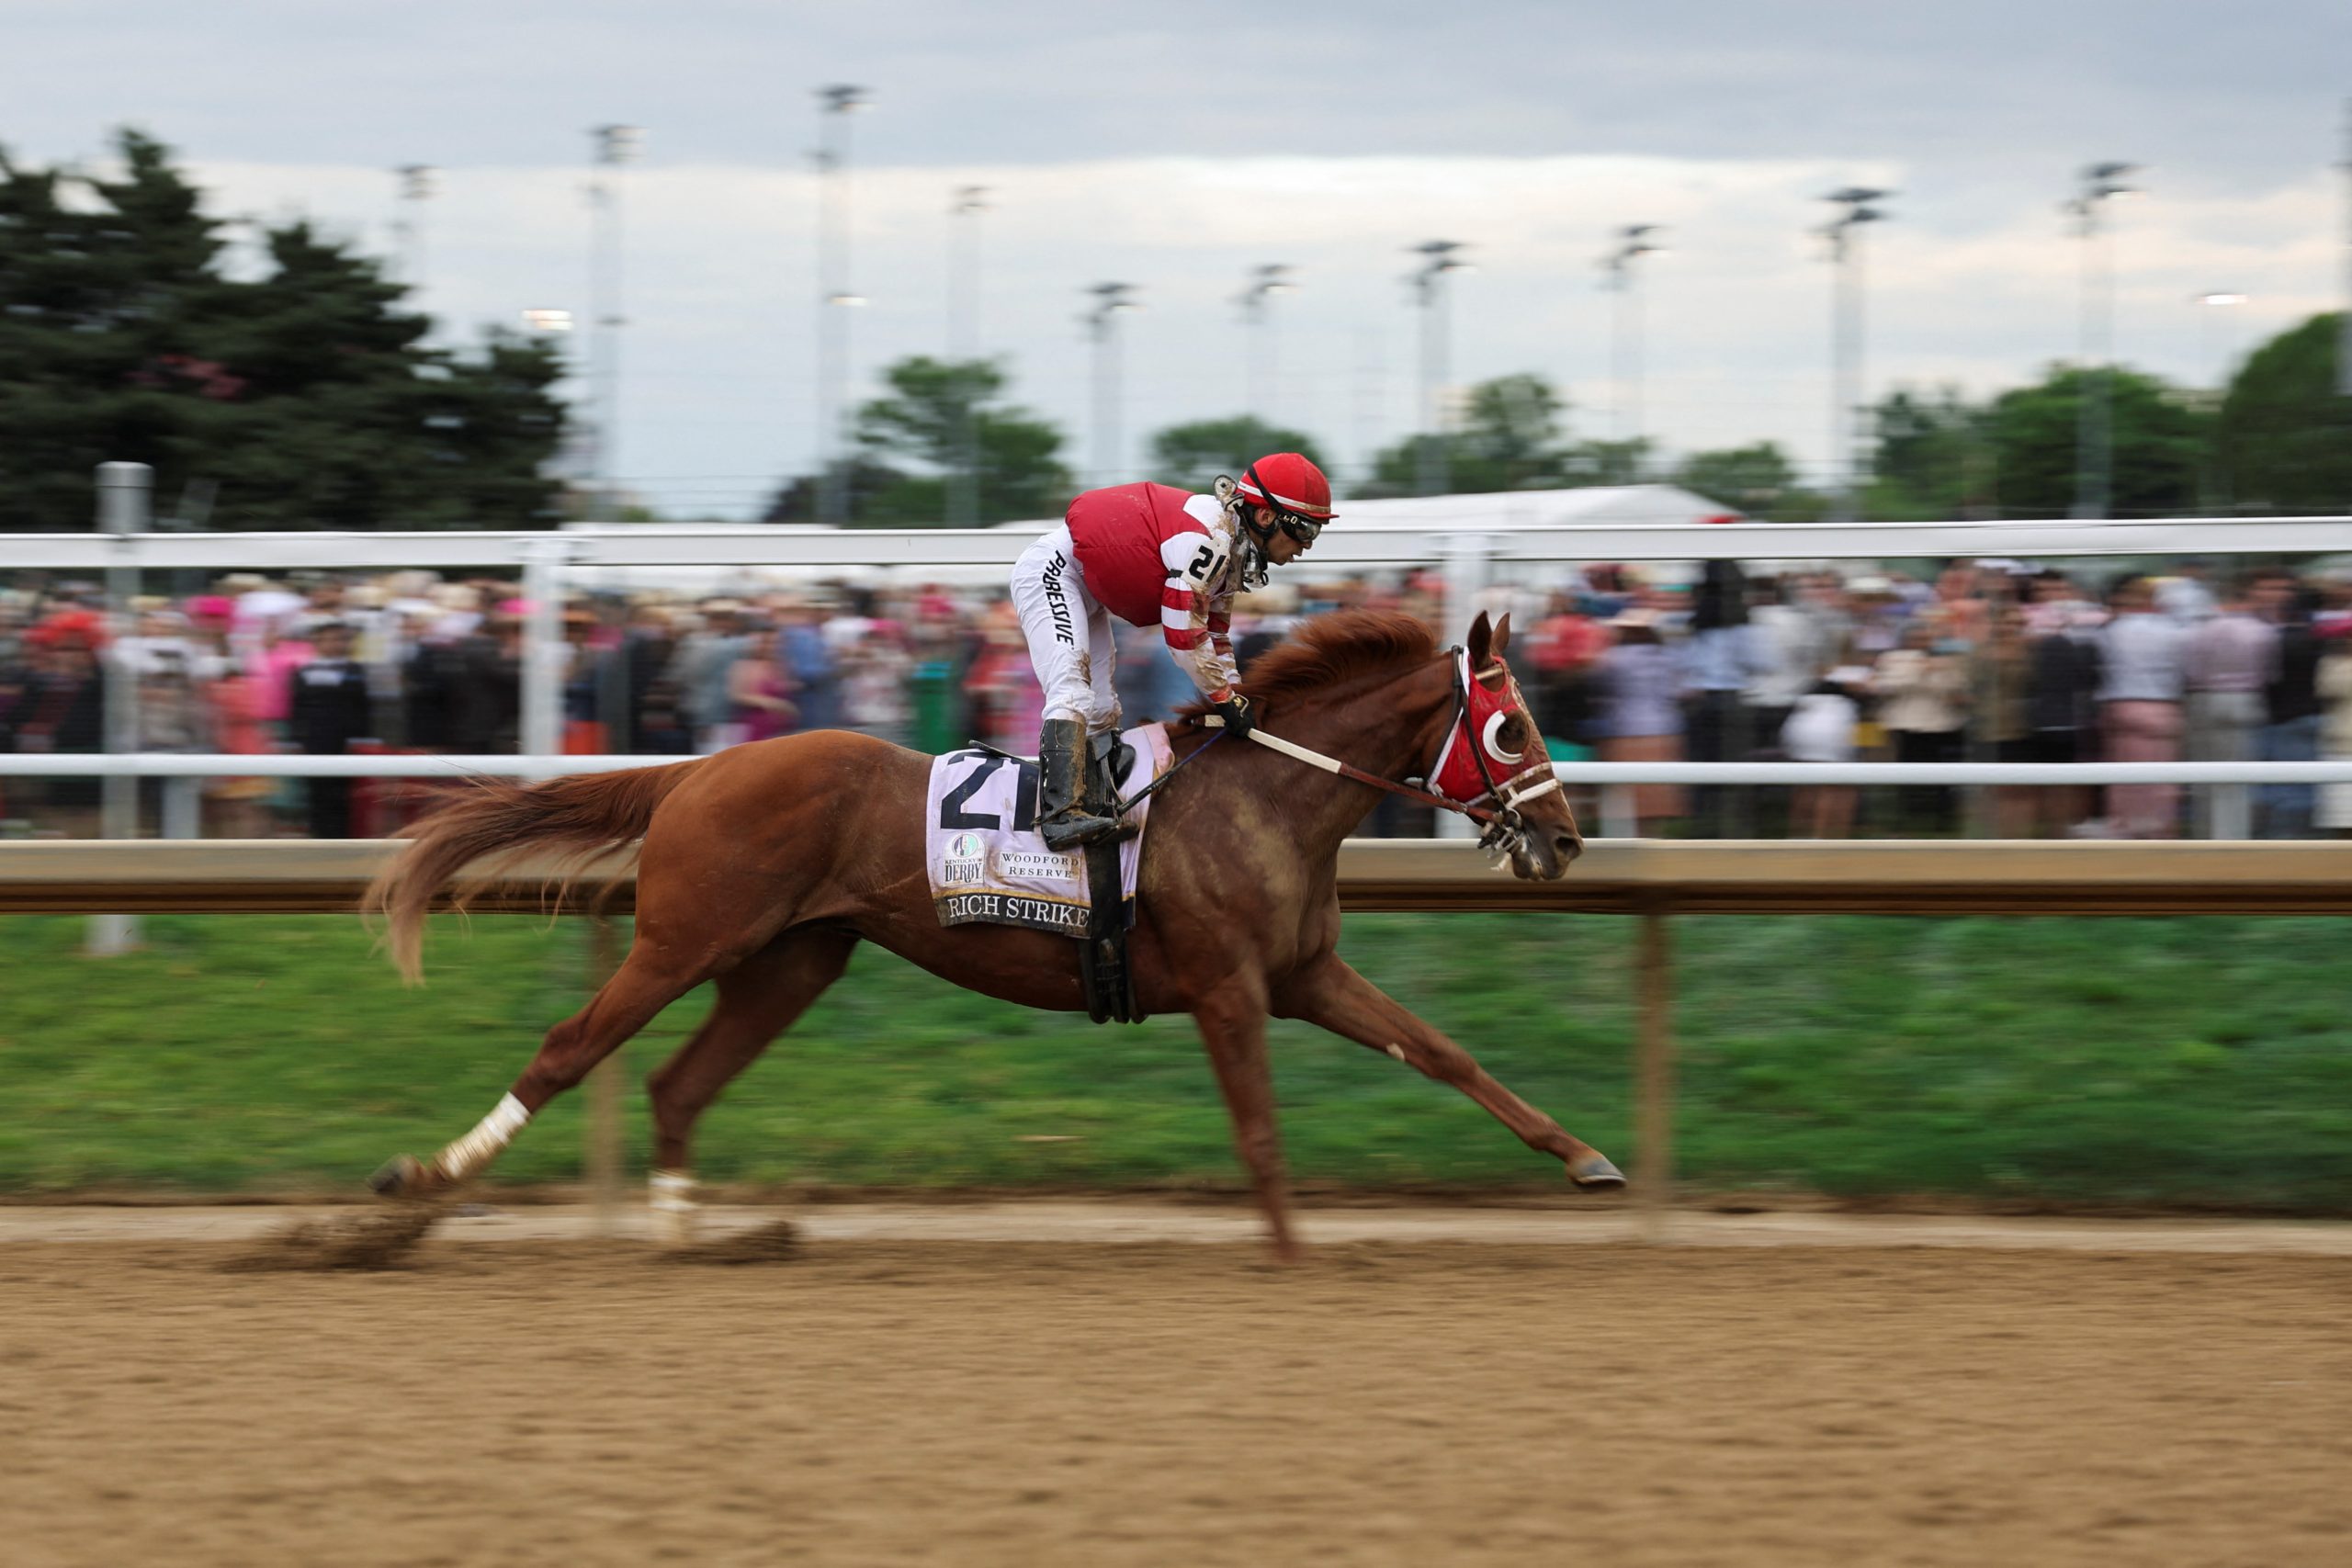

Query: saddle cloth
left=924, top=723, right=1173, bottom=937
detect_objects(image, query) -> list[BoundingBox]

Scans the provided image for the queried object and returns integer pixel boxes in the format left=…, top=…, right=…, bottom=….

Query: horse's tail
left=365, top=760, right=705, bottom=984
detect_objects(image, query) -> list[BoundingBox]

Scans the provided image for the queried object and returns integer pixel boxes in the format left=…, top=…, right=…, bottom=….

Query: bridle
left=1432, top=650, right=1564, bottom=810
left=1420, top=648, right=1566, bottom=859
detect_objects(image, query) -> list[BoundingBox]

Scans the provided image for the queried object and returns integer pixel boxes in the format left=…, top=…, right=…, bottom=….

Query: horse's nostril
left=1555, top=831, right=1582, bottom=863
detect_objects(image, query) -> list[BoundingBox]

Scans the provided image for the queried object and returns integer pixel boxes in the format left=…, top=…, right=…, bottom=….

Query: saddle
left=926, top=728, right=1162, bottom=1027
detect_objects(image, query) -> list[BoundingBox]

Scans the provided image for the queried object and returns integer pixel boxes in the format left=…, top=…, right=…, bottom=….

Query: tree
left=1362, top=372, right=1577, bottom=495
left=1452, top=373, right=1567, bottom=489
left=0, top=130, right=567, bottom=530
left=2215, top=312, right=2352, bottom=513
left=1557, top=437, right=1656, bottom=488
left=1865, top=387, right=1994, bottom=520
left=762, top=355, right=1071, bottom=525
left=760, top=457, right=911, bottom=525
left=1982, top=365, right=2209, bottom=518
left=1675, top=443, right=1818, bottom=519
left=1148, top=416, right=1326, bottom=487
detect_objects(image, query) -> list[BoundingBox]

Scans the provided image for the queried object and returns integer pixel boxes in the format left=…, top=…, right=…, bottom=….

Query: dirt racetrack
left=5, top=1211, right=2348, bottom=1567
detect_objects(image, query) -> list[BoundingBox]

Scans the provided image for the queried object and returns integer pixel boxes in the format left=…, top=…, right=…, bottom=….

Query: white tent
left=1322, top=483, right=1743, bottom=530
left=560, top=484, right=1747, bottom=595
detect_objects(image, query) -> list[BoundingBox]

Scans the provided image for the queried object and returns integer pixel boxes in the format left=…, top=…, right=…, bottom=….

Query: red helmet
left=1235, top=452, right=1334, bottom=527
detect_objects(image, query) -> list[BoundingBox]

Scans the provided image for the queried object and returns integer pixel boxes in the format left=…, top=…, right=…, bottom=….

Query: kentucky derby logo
left=942, top=831, right=988, bottom=886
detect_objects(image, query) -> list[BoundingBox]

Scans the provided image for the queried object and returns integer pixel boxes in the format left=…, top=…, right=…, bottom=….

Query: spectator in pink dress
left=2094, top=576, right=2188, bottom=839
left=729, top=634, right=797, bottom=743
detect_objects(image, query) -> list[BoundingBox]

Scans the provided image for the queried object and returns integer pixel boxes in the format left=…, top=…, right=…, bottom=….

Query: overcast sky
left=9, top=1, right=2349, bottom=518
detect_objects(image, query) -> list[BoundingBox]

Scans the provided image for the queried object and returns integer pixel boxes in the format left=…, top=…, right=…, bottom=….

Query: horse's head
left=1430, top=610, right=1583, bottom=880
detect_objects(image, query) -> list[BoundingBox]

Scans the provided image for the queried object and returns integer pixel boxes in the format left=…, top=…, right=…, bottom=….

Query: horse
left=365, top=608, right=1623, bottom=1260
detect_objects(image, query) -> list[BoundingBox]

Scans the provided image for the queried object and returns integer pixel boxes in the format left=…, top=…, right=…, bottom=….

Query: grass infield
left=1, top=911, right=2347, bottom=1211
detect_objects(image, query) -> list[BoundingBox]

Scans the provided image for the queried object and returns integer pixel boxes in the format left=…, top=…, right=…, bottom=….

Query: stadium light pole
left=1083, top=282, right=1140, bottom=486
left=1600, top=224, right=1663, bottom=452
left=586, top=126, right=642, bottom=524
left=1820, top=188, right=1890, bottom=523
left=1237, top=264, right=1296, bottom=434
left=947, top=185, right=990, bottom=525
left=1408, top=241, right=1470, bottom=497
left=814, top=85, right=871, bottom=525
left=391, top=164, right=436, bottom=301
left=2194, top=291, right=2247, bottom=513
left=2194, top=291, right=2247, bottom=393
left=2338, top=100, right=2352, bottom=405
left=948, top=185, right=989, bottom=359
left=2068, top=161, right=2140, bottom=519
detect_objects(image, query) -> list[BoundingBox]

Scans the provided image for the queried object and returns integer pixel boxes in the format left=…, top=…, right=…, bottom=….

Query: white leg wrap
left=650, top=1168, right=696, bottom=1247
left=435, top=1092, right=531, bottom=1183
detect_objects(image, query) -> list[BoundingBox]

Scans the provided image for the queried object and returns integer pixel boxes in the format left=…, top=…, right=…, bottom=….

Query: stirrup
left=1041, top=808, right=1122, bottom=850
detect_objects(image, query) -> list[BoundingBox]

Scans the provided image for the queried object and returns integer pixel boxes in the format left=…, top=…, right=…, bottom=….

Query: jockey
left=1008, top=452, right=1335, bottom=848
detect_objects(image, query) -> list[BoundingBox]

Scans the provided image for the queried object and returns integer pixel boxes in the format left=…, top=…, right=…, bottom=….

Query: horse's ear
left=1491, top=612, right=1512, bottom=658
left=1465, top=609, right=1493, bottom=667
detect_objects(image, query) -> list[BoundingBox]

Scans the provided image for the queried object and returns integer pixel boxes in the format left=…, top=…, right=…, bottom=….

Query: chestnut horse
left=366, top=609, right=1623, bottom=1258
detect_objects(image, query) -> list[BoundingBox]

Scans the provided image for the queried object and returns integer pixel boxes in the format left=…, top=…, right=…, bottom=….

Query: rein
left=1213, top=720, right=1510, bottom=827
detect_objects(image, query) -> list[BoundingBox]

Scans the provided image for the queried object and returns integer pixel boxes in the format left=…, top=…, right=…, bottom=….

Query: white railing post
left=87, top=463, right=151, bottom=956
left=161, top=778, right=202, bottom=841
left=1601, top=783, right=1638, bottom=839
left=518, top=537, right=572, bottom=769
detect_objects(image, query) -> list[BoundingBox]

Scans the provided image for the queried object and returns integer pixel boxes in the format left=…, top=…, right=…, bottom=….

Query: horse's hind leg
left=642, top=926, right=858, bottom=1244
left=372, top=939, right=711, bottom=1199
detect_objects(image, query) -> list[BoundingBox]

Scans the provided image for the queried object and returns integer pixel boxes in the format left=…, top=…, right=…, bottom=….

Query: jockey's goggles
left=1269, top=508, right=1324, bottom=546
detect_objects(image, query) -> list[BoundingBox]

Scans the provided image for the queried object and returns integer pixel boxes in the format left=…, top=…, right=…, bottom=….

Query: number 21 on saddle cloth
left=923, top=723, right=1173, bottom=938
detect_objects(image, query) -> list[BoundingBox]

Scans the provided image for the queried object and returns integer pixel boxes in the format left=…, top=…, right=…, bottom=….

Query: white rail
left=0, top=751, right=2348, bottom=784
left=4, top=513, right=2349, bottom=571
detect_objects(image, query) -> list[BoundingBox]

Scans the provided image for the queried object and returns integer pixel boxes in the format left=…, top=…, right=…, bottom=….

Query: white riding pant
left=1009, top=523, right=1121, bottom=731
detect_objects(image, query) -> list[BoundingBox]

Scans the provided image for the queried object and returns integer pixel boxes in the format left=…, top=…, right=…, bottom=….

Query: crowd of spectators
left=2, top=557, right=2349, bottom=841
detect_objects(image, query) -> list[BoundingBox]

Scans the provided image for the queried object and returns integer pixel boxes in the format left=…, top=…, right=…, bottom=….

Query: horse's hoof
left=1567, top=1153, right=1627, bottom=1190
left=368, top=1155, right=429, bottom=1197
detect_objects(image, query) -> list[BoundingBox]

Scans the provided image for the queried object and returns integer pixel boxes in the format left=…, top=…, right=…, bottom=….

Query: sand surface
left=4, top=1205, right=2347, bottom=1566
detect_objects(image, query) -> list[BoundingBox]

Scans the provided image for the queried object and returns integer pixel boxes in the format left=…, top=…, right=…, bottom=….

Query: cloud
left=15, top=1, right=2346, bottom=515
left=160, top=144, right=2341, bottom=515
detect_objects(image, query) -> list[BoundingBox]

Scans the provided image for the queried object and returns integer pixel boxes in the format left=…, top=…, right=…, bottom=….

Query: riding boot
left=1038, top=718, right=1121, bottom=850
left=1089, top=730, right=1143, bottom=842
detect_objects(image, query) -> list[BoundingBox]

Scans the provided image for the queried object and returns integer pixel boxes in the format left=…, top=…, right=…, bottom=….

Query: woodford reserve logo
left=995, top=848, right=1080, bottom=882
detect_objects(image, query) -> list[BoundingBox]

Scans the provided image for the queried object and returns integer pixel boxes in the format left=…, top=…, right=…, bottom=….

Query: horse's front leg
left=1190, top=983, right=1302, bottom=1263
left=1275, top=953, right=1626, bottom=1190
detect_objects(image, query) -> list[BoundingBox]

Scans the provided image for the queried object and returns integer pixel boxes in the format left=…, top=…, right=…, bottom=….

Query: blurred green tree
left=1557, top=436, right=1657, bottom=488
left=764, top=355, right=1071, bottom=525
left=2214, top=312, right=2352, bottom=513
left=1675, top=442, right=1824, bottom=520
left=1982, top=365, right=2209, bottom=518
left=1863, top=387, right=1996, bottom=520
left=1362, top=372, right=1578, bottom=495
left=1147, top=416, right=1327, bottom=487
left=1451, top=372, right=1568, bottom=489
left=0, top=130, right=566, bottom=530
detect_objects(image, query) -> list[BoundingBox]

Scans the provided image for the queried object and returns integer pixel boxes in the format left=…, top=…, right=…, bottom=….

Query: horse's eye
left=1496, top=716, right=1529, bottom=751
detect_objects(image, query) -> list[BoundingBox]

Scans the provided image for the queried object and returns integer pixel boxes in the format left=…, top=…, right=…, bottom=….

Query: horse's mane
left=1177, top=609, right=1438, bottom=718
